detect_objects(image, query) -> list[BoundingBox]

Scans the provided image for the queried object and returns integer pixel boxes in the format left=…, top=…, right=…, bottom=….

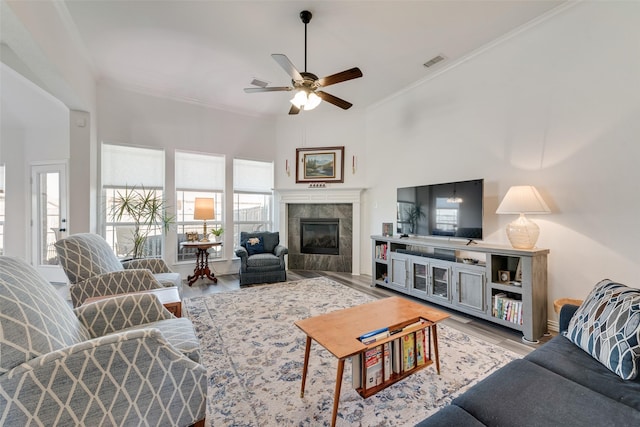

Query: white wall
left=274, top=110, right=368, bottom=190
left=1, top=0, right=98, bottom=250
left=97, top=82, right=278, bottom=277
left=363, top=1, right=640, bottom=321
left=0, top=64, right=70, bottom=259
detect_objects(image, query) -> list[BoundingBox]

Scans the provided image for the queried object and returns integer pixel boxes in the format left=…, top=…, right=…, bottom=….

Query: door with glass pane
left=31, top=163, right=68, bottom=282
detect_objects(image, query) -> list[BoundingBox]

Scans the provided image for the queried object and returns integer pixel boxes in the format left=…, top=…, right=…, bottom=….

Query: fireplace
left=300, top=218, right=340, bottom=255
left=278, top=189, right=363, bottom=274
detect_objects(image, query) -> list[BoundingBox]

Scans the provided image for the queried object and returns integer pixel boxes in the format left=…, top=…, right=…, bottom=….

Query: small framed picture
left=382, top=223, right=393, bottom=237
left=498, top=270, right=511, bottom=283
left=295, top=146, right=345, bottom=183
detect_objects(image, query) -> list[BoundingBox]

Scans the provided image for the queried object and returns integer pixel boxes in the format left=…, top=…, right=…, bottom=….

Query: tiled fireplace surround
left=277, top=189, right=363, bottom=275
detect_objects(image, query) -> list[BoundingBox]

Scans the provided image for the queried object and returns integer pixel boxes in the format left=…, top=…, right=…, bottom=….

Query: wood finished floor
left=53, top=270, right=551, bottom=357
left=180, top=270, right=553, bottom=357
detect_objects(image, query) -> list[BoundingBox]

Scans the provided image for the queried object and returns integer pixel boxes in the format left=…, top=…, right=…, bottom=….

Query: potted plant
left=110, top=186, right=174, bottom=258
left=210, top=227, right=224, bottom=242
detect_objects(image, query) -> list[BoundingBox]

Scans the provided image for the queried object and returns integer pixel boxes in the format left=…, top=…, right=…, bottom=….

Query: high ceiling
left=62, top=0, right=564, bottom=117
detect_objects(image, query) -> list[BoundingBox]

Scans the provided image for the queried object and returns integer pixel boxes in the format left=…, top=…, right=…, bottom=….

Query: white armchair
left=0, top=256, right=206, bottom=426
left=55, top=233, right=182, bottom=307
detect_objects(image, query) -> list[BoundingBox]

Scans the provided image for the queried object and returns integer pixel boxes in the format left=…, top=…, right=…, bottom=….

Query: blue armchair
left=235, top=231, right=288, bottom=286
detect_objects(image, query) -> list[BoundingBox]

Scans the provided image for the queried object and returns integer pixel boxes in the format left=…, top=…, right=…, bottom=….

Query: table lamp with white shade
left=193, top=197, right=215, bottom=242
left=496, top=186, right=550, bottom=249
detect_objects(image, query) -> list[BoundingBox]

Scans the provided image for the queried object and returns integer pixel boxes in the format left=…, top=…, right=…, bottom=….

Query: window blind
left=102, top=144, right=164, bottom=188
left=176, top=151, right=225, bottom=191
left=233, top=159, right=273, bottom=193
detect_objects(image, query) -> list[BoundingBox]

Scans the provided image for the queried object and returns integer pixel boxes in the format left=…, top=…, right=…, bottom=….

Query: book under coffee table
left=294, top=296, right=450, bottom=427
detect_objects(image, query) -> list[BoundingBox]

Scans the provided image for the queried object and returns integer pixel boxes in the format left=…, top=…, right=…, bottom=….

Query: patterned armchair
left=0, top=256, right=206, bottom=426
left=55, top=233, right=182, bottom=307
left=235, top=231, right=288, bottom=286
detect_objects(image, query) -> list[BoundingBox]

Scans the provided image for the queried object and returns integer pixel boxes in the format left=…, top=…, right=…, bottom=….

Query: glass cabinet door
left=410, top=260, right=428, bottom=298
left=429, top=264, right=450, bottom=301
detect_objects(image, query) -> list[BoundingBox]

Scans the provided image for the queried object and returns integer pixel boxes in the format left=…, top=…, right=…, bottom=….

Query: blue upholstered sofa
left=418, top=280, right=640, bottom=427
left=235, top=231, right=288, bottom=286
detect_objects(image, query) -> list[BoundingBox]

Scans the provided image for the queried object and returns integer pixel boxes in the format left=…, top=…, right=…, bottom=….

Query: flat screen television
left=396, top=179, right=484, bottom=241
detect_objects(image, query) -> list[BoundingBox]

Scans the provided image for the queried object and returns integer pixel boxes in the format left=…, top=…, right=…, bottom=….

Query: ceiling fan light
left=290, top=90, right=307, bottom=108
left=305, top=92, right=322, bottom=110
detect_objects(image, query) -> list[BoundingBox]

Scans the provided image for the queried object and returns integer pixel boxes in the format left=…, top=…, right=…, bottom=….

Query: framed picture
left=498, top=270, right=511, bottom=284
left=382, top=222, right=393, bottom=237
left=296, top=146, right=345, bottom=183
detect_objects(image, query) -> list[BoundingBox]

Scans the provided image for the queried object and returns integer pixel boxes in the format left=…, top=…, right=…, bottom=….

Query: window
left=102, top=144, right=165, bottom=257
left=175, top=151, right=225, bottom=262
left=233, top=159, right=274, bottom=244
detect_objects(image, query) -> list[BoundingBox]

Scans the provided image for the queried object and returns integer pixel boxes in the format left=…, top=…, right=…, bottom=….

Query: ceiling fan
left=244, top=10, right=363, bottom=115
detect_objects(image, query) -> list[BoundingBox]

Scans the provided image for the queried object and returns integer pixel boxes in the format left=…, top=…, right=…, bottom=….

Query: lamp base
left=200, top=221, right=209, bottom=242
left=505, top=213, right=540, bottom=249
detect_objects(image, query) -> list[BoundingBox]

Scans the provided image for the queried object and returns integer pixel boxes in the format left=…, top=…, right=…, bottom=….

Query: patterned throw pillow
left=245, top=236, right=265, bottom=256
left=564, top=279, right=640, bottom=380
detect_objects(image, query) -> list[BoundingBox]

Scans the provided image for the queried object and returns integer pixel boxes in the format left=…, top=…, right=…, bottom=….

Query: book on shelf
left=365, top=345, right=384, bottom=388
left=361, top=330, right=390, bottom=345
left=359, top=327, right=389, bottom=343
left=415, top=328, right=426, bottom=366
left=401, top=333, right=415, bottom=371
left=493, top=293, right=523, bottom=325
left=383, top=342, right=391, bottom=381
left=402, top=319, right=426, bottom=331
left=392, top=338, right=402, bottom=374
left=351, top=354, right=362, bottom=389
left=375, top=243, right=388, bottom=260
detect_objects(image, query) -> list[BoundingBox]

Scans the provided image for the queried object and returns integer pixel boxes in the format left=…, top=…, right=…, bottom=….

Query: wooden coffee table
left=294, top=296, right=449, bottom=427
left=83, top=287, right=182, bottom=317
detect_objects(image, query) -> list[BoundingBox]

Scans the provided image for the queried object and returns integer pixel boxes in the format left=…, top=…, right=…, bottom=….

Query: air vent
left=250, top=78, right=269, bottom=88
left=423, top=55, right=446, bottom=69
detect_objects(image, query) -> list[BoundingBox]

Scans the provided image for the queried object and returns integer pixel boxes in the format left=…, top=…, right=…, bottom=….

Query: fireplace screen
left=300, top=218, right=340, bottom=255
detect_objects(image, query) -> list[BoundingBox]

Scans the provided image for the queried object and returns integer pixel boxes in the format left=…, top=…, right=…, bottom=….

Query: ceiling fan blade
left=317, top=68, right=363, bottom=87
left=272, top=54, right=303, bottom=81
left=244, top=86, right=292, bottom=93
left=288, top=105, right=301, bottom=115
left=316, top=91, right=353, bottom=110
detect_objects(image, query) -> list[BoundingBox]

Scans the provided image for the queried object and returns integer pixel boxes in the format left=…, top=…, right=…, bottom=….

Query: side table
left=180, top=240, right=222, bottom=286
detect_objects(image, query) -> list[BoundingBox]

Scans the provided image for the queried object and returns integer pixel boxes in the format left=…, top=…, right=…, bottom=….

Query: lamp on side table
left=194, top=197, right=215, bottom=242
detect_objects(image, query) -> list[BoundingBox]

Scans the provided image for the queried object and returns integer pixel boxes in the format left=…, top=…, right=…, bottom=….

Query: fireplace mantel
left=276, top=188, right=364, bottom=275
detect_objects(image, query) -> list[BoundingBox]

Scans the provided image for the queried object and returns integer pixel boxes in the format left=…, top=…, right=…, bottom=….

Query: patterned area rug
left=184, top=278, right=519, bottom=426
